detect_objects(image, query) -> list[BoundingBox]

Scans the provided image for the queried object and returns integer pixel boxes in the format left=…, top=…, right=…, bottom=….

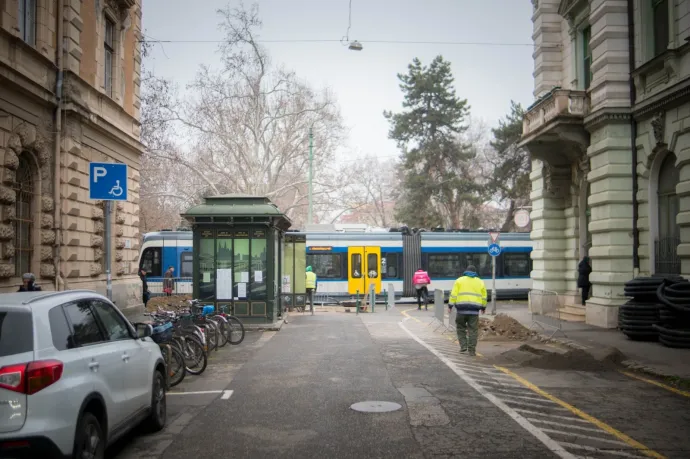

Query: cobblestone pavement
left=108, top=308, right=690, bottom=459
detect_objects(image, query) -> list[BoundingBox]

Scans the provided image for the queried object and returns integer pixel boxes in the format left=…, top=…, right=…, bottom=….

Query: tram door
left=347, top=247, right=381, bottom=295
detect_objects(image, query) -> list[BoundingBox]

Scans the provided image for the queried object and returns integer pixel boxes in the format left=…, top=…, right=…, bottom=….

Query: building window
left=14, top=156, right=34, bottom=277
left=104, top=17, right=115, bottom=97
left=18, top=0, right=36, bottom=46
left=582, top=26, right=592, bottom=90
left=652, top=0, right=669, bottom=57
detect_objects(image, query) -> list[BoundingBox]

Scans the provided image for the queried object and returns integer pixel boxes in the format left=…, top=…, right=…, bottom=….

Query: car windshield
left=0, top=308, right=33, bottom=357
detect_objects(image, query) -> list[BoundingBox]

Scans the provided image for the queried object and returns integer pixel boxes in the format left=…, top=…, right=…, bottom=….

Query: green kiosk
left=182, top=194, right=296, bottom=325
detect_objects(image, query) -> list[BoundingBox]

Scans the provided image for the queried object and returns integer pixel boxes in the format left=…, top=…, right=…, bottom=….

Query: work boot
left=468, top=351, right=476, bottom=357
left=460, top=348, right=468, bottom=354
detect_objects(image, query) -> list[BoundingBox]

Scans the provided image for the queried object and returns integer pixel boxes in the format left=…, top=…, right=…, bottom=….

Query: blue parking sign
left=89, top=162, right=128, bottom=201
left=488, top=243, right=501, bottom=257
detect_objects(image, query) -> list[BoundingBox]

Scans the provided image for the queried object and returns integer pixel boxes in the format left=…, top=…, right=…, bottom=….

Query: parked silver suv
left=0, top=290, right=167, bottom=458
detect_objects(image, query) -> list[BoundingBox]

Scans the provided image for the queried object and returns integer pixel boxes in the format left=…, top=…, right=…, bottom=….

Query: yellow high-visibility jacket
left=306, top=271, right=317, bottom=289
left=449, top=274, right=487, bottom=314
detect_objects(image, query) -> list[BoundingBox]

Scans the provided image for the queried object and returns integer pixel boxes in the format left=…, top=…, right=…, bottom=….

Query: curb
left=537, top=333, right=687, bottom=382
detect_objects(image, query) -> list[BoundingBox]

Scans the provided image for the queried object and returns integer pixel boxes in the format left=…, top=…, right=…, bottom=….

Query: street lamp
left=348, top=40, right=363, bottom=51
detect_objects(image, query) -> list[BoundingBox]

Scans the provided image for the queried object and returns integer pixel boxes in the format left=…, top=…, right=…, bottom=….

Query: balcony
left=519, top=88, right=590, bottom=167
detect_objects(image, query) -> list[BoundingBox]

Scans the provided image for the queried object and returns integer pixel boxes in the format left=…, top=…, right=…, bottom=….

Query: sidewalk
left=498, top=302, right=690, bottom=380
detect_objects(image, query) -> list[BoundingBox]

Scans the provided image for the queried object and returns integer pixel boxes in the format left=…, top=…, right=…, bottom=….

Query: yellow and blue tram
left=139, top=229, right=532, bottom=301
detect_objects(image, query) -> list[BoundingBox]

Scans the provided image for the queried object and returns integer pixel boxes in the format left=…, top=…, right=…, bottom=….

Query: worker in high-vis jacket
left=305, top=266, right=317, bottom=312
left=448, top=265, right=487, bottom=356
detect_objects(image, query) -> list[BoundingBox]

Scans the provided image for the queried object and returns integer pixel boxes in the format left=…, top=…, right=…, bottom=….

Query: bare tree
left=144, top=3, right=347, bottom=228
left=337, top=156, right=400, bottom=227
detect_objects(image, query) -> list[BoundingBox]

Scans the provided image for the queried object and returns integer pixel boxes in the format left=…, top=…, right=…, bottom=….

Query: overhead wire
left=139, top=38, right=553, bottom=47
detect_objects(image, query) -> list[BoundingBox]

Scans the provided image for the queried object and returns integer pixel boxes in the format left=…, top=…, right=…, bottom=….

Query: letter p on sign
left=93, top=166, right=107, bottom=182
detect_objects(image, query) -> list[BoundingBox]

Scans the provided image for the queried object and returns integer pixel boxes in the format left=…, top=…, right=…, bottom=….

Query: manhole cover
left=350, top=401, right=402, bottom=413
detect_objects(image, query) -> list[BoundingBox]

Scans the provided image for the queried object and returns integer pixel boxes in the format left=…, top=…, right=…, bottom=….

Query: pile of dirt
left=146, top=294, right=192, bottom=312
left=489, top=344, right=622, bottom=372
left=479, top=314, right=537, bottom=341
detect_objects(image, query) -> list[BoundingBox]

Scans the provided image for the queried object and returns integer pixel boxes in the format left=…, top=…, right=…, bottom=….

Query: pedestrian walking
left=163, top=266, right=175, bottom=296
left=577, top=256, right=592, bottom=306
left=412, top=268, right=431, bottom=310
left=18, top=273, right=41, bottom=292
left=305, top=266, right=317, bottom=312
left=448, top=265, right=487, bottom=356
left=140, top=268, right=150, bottom=307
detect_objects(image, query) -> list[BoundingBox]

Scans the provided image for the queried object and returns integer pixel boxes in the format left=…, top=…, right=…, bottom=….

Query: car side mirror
left=135, top=323, right=153, bottom=339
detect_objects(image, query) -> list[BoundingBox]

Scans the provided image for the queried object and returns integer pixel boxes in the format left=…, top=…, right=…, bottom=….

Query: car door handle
left=88, top=361, right=100, bottom=371
left=121, top=353, right=130, bottom=362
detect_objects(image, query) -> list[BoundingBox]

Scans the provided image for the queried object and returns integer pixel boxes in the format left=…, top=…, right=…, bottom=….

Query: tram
left=138, top=229, right=532, bottom=300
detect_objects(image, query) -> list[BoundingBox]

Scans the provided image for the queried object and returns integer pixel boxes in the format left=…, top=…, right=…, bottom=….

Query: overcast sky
left=141, top=0, right=535, bottom=161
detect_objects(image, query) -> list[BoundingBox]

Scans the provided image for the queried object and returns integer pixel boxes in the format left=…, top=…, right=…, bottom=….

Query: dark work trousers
left=581, top=285, right=590, bottom=306
left=416, top=286, right=429, bottom=309
left=306, top=288, right=314, bottom=311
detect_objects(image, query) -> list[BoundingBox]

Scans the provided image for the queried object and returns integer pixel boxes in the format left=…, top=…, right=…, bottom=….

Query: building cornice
left=558, top=0, right=589, bottom=19
left=584, top=107, right=631, bottom=131
left=633, top=77, right=690, bottom=119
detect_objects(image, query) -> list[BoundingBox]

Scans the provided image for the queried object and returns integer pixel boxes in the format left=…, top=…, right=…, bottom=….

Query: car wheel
left=142, top=370, right=167, bottom=432
left=73, top=412, right=104, bottom=459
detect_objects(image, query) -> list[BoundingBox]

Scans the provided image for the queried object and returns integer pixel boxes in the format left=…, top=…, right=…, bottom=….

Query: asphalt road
left=110, top=308, right=690, bottom=459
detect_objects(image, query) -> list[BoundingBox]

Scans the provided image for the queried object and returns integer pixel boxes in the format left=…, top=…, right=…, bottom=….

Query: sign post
left=89, top=162, right=128, bottom=301
left=488, top=232, right=501, bottom=316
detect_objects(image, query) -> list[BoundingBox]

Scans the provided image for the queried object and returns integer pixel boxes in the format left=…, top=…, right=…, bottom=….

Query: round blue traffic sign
left=488, top=243, right=501, bottom=257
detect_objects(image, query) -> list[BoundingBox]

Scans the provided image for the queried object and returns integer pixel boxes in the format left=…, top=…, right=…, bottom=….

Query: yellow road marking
left=621, top=371, right=690, bottom=398
left=495, top=366, right=666, bottom=459
left=401, top=308, right=483, bottom=357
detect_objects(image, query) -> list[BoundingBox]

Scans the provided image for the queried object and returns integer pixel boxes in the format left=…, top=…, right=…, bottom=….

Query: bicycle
left=148, top=311, right=208, bottom=376
left=149, top=320, right=186, bottom=387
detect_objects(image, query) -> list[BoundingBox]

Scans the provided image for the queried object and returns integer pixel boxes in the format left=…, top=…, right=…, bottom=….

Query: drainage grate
left=350, top=401, right=402, bottom=413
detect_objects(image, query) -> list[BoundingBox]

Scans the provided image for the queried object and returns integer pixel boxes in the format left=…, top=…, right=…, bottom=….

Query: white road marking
left=557, top=442, right=648, bottom=458
left=500, top=399, right=569, bottom=411
left=540, top=429, right=629, bottom=446
left=513, top=409, right=592, bottom=424
left=399, top=320, right=578, bottom=459
left=527, top=418, right=606, bottom=434
left=168, top=390, right=224, bottom=396
left=221, top=390, right=234, bottom=400
left=498, top=393, right=560, bottom=403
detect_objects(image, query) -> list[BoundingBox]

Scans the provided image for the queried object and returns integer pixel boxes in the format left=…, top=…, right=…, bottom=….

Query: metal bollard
left=370, top=284, right=375, bottom=313
left=356, top=290, right=360, bottom=315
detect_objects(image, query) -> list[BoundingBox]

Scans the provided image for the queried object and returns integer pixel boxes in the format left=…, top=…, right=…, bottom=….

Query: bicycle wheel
left=164, top=345, right=186, bottom=387
left=207, top=317, right=227, bottom=348
left=204, top=323, right=218, bottom=352
left=212, top=315, right=230, bottom=347
left=180, top=336, right=208, bottom=375
left=227, top=316, right=245, bottom=345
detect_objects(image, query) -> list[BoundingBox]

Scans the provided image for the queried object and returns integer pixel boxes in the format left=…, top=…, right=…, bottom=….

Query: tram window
left=351, top=253, right=362, bottom=278
left=382, top=253, right=398, bottom=278
left=466, top=254, right=492, bottom=278
left=367, top=253, right=378, bottom=278
left=428, top=254, right=462, bottom=278
left=503, top=252, right=531, bottom=277
left=140, top=247, right=162, bottom=276
left=307, top=254, right=343, bottom=279
left=180, top=252, right=193, bottom=278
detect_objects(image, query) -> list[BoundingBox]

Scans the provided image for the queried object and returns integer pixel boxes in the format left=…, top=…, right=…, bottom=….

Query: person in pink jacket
left=412, top=268, right=432, bottom=310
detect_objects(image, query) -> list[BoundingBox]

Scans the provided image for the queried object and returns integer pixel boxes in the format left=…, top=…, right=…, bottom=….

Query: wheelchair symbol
left=108, top=180, right=123, bottom=198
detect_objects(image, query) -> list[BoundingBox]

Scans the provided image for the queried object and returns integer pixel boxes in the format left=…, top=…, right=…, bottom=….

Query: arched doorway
left=655, top=152, right=680, bottom=275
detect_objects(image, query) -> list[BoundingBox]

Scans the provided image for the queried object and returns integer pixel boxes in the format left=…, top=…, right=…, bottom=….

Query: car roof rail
left=21, top=289, right=99, bottom=305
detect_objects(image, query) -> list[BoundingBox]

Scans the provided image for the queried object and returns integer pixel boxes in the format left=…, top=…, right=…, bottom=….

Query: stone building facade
left=521, top=0, right=690, bottom=327
left=0, top=0, right=143, bottom=310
